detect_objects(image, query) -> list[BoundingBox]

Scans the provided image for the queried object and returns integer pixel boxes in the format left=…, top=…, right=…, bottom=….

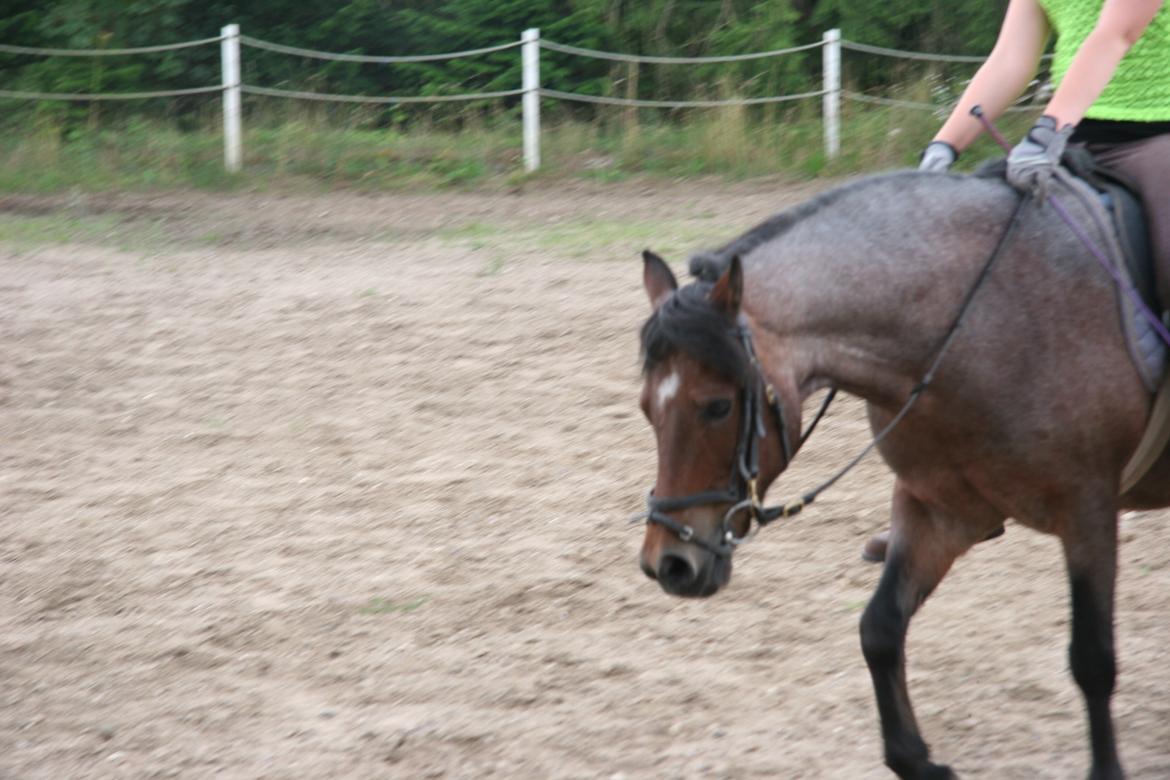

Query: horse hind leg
left=1060, top=498, right=1125, bottom=780
left=860, top=485, right=979, bottom=780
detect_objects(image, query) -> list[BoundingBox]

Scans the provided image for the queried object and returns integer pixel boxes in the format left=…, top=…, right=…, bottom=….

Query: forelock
left=639, top=282, right=749, bottom=383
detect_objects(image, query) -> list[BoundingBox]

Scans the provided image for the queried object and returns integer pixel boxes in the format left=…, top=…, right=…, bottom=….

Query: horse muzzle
left=640, top=544, right=731, bottom=598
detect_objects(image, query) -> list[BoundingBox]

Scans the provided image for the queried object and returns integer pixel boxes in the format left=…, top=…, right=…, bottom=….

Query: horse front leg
left=1062, top=502, right=1124, bottom=780
left=860, top=485, right=972, bottom=780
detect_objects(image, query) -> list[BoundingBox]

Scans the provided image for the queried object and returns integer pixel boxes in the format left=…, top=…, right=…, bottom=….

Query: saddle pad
left=1075, top=177, right=1170, bottom=491
left=1063, top=174, right=1167, bottom=393
left=1096, top=180, right=1164, bottom=393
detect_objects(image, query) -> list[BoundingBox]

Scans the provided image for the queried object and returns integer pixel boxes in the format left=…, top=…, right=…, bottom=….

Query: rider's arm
left=933, top=0, right=1051, bottom=153
left=1043, top=0, right=1165, bottom=127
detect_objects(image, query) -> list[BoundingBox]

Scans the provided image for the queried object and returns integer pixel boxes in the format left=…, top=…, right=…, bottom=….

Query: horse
left=634, top=168, right=1170, bottom=780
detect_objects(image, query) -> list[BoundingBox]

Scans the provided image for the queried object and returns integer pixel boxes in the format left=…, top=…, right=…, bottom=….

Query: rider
left=864, top=0, right=1170, bottom=563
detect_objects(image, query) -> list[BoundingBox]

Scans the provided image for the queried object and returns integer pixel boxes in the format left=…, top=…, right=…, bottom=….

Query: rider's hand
left=918, top=141, right=957, bottom=173
left=1006, top=115, right=1074, bottom=201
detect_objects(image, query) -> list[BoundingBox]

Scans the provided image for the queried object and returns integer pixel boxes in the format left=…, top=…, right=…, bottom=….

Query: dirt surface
left=1, top=182, right=1168, bottom=780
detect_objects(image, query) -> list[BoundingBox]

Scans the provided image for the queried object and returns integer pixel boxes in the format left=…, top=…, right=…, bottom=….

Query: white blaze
left=656, top=370, right=680, bottom=411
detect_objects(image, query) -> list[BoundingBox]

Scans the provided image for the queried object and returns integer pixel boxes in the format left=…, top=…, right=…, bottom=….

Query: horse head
left=637, top=249, right=790, bottom=598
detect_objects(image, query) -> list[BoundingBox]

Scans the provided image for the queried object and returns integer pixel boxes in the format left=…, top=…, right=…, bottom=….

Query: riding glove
left=918, top=141, right=957, bottom=172
left=1006, top=115, right=1074, bottom=201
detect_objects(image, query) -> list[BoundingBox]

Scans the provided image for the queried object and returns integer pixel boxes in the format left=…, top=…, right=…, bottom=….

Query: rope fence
left=840, top=39, right=1053, bottom=64
left=540, top=87, right=827, bottom=109
left=538, top=38, right=824, bottom=65
left=240, top=84, right=524, bottom=104
left=840, top=40, right=989, bottom=64
left=0, top=36, right=224, bottom=57
left=0, top=25, right=1045, bottom=173
left=238, top=35, right=521, bottom=63
left=0, top=85, right=223, bottom=101
left=843, top=90, right=1044, bottom=113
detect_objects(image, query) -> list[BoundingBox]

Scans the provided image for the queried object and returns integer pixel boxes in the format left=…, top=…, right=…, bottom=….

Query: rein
left=636, top=192, right=1030, bottom=559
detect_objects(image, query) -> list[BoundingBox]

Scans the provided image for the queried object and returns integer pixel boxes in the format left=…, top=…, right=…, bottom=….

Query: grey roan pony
left=635, top=169, right=1169, bottom=780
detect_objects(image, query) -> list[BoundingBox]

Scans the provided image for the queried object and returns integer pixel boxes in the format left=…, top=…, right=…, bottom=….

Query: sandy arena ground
left=1, top=182, right=1167, bottom=779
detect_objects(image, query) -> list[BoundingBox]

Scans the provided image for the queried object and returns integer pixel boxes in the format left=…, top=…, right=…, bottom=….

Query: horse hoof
left=918, top=764, right=957, bottom=780
left=862, top=530, right=889, bottom=563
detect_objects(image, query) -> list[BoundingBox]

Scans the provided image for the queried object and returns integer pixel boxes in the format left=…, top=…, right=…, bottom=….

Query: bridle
left=633, top=319, right=836, bottom=559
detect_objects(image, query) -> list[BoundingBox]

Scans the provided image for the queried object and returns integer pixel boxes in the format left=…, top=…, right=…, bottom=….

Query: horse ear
left=709, top=254, right=743, bottom=314
left=642, top=249, right=677, bottom=310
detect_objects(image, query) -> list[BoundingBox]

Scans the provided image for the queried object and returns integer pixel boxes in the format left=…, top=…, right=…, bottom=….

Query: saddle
left=977, top=152, right=1170, bottom=492
left=1062, top=148, right=1164, bottom=392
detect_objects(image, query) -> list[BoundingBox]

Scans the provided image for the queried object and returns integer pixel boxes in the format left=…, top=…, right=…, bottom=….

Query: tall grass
left=0, top=96, right=1040, bottom=193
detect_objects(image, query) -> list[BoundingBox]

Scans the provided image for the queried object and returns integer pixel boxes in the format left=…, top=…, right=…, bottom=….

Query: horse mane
left=647, top=171, right=932, bottom=380
left=689, top=170, right=925, bottom=281
left=640, top=281, right=750, bottom=383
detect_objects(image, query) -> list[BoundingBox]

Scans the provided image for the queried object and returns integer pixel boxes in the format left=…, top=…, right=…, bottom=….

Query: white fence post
left=221, top=23, right=242, bottom=173
left=522, top=27, right=540, bottom=172
left=822, top=28, right=841, bottom=160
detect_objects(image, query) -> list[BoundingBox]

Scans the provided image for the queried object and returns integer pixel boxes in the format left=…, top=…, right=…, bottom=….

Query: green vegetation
left=0, top=0, right=1034, bottom=193
left=359, top=596, right=430, bottom=615
left=0, top=212, right=121, bottom=245
left=0, top=103, right=1039, bottom=193
left=2, top=0, right=1007, bottom=113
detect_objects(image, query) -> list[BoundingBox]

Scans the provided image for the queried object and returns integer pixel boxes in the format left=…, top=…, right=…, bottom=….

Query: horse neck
left=740, top=176, right=1014, bottom=411
left=745, top=282, right=916, bottom=412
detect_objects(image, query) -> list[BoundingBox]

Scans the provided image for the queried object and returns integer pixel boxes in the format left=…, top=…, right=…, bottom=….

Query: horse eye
left=702, top=398, right=733, bottom=422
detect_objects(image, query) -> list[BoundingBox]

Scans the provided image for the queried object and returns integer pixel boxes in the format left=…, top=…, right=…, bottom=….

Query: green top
left=1039, top=0, right=1170, bottom=121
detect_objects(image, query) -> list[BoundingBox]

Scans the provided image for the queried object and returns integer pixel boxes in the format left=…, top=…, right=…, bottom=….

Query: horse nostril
left=641, top=559, right=657, bottom=581
left=658, top=552, right=697, bottom=590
